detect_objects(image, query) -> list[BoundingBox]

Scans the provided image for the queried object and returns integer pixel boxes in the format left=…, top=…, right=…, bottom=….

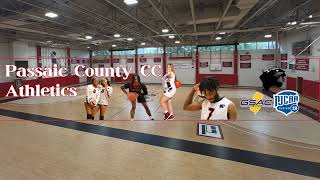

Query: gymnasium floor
left=0, top=84, right=319, bottom=180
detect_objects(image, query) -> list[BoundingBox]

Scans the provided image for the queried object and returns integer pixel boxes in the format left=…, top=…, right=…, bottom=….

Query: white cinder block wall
left=0, top=42, right=13, bottom=83
left=0, top=40, right=91, bottom=84
left=280, top=26, right=320, bottom=84
left=199, top=51, right=234, bottom=75
left=166, top=53, right=196, bottom=84
left=70, top=49, right=90, bottom=83
left=238, top=49, right=276, bottom=87
left=138, top=54, right=163, bottom=84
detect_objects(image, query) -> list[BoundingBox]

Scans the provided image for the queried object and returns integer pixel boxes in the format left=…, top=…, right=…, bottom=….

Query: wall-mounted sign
left=199, top=62, right=208, bottom=68
left=113, top=59, right=119, bottom=63
left=281, top=54, right=288, bottom=60
left=262, top=54, right=275, bottom=61
left=240, top=55, right=251, bottom=61
left=222, top=61, right=232, bottom=67
left=140, top=58, right=147, bottom=63
left=197, top=123, right=223, bottom=139
left=172, top=63, right=193, bottom=69
left=292, top=40, right=311, bottom=55
left=295, top=58, right=309, bottom=71
left=154, top=58, right=161, bottom=62
left=281, top=62, right=288, bottom=69
left=289, top=64, right=295, bottom=69
left=240, top=62, right=251, bottom=68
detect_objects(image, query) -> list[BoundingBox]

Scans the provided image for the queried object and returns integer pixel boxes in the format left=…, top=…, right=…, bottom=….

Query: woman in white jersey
left=84, top=77, right=101, bottom=120
left=92, top=78, right=113, bottom=121
left=160, top=64, right=177, bottom=120
left=183, top=77, right=237, bottom=120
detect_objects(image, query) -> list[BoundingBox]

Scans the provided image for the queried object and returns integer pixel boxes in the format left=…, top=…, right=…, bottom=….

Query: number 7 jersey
left=200, top=97, right=232, bottom=120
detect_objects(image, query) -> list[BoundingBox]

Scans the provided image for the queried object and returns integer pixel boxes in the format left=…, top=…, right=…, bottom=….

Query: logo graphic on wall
left=273, top=90, right=299, bottom=116
left=240, top=92, right=273, bottom=114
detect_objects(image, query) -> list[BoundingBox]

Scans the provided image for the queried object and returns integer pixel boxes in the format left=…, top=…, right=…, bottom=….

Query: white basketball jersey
left=85, top=84, right=100, bottom=103
left=201, top=98, right=232, bottom=120
left=162, top=73, right=176, bottom=92
left=98, top=86, right=113, bottom=105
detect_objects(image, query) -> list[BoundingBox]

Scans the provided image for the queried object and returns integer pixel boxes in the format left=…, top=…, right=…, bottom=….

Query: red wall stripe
left=67, top=48, right=71, bottom=75
left=36, top=46, right=42, bottom=79
left=163, top=46, right=167, bottom=75
left=195, top=48, right=199, bottom=83
left=135, top=48, right=138, bottom=74
left=233, top=45, right=238, bottom=85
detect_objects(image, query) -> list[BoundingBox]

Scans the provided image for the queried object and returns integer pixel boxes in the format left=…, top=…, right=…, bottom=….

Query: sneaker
left=168, top=114, right=174, bottom=120
left=163, top=112, right=171, bottom=120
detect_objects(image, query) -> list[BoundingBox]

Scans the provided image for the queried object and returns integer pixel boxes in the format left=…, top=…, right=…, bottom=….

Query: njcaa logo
left=273, top=90, right=299, bottom=116
left=240, top=92, right=273, bottom=114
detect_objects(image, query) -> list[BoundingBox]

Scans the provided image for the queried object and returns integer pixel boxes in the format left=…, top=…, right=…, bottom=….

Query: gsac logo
left=273, top=90, right=299, bottom=116
left=240, top=92, right=273, bottom=114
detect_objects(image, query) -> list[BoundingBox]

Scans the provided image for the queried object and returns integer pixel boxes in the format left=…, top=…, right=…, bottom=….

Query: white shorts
left=163, top=89, right=176, bottom=98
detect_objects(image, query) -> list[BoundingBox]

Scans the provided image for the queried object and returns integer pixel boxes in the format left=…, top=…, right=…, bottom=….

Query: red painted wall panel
left=302, top=79, right=320, bottom=100
left=0, top=82, right=16, bottom=97
left=286, top=76, right=320, bottom=100
left=286, top=77, right=296, bottom=91
left=0, top=75, right=80, bottom=97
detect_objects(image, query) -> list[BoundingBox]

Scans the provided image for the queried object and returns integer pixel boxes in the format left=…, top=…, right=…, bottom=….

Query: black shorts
left=137, top=95, right=146, bottom=103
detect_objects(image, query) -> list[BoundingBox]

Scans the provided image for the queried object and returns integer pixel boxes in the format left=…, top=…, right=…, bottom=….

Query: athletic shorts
left=163, top=89, right=176, bottom=98
left=137, top=95, right=146, bottom=103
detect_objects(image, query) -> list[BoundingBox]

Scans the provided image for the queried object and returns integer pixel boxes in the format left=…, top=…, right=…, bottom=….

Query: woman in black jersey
left=121, top=74, right=154, bottom=120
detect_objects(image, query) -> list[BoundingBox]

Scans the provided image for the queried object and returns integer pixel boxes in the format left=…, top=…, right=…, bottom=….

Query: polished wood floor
left=0, top=84, right=319, bottom=180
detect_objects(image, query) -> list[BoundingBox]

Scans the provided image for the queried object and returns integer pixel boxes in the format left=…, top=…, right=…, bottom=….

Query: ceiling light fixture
left=85, top=35, right=93, bottom=40
left=141, top=42, right=146, bottom=46
left=114, top=34, right=121, bottom=38
left=175, top=40, right=180, bottom=44
left=112, top=44, right=117, bottom=47
left=127, top=38, right=133, bottom=41
left=219, top=32, right=226, bottom=35
left=291, top=21, right=297, bottom=25
left=168, top=35, right=175, bottom=39
left=309, top=15, right=313, bottom=19
left=45, top=12, right=58, bottom=18
left=215, top=37, right=222, bottom=40
left=264, top=34, right=272, bottom=38
left=124, top=0, right=138, bottom=5
left=162, top=29, right=169, bottom=33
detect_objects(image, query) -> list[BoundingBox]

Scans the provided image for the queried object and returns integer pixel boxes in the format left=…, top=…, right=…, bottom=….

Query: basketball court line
left=221, top=121, right=320, bottom=151
left=0, top=108, right=319, bottom=178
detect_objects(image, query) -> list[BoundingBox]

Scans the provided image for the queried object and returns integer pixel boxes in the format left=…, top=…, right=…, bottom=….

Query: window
left=93, top=50, right=110, bottom=57
left=257, top=42, right=269, bottom=49
left=245, top=42, right=257, bottom=50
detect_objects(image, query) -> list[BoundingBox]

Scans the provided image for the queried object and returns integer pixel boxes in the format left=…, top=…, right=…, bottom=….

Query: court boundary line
left=221, top=121, right=320, bottom=151
left=0, top=108, right=319, bottom=178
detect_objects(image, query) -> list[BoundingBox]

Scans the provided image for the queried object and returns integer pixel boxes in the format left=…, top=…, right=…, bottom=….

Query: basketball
left=175, top=80, right=182, bottom=88
left=127, top=92, right=138, bottom=102
left=88, top=98, right=97, bottom=106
